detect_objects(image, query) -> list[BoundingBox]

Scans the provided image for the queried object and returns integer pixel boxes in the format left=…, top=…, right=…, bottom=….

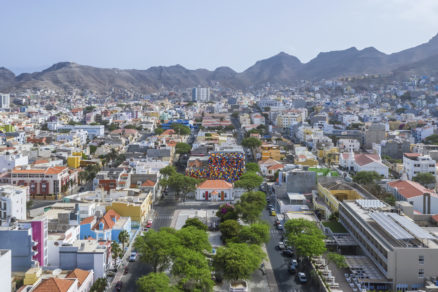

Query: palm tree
left=111, top=241, right=122, bottom=269
left=118, top=230, right=130, bottom=252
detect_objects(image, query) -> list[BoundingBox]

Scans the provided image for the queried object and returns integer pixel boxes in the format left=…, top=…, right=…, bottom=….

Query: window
left=419, top=255, right=424, bottom=264
left=418, top=268, right=424, bottom=278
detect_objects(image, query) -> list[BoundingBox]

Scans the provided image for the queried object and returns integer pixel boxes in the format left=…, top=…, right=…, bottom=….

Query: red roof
left=80, top=216, right=95, bottom=225
left=33, top=278, right=75, bottom=292
left=92, top=209, right=121, bottom=230
left=354, top=153, right=381, bottom=166
left=432, top=214, right=438, bottom=222
left=387, top=180, right=436, bottom=199
left=404, top=153, right=421, bottom=158
left=268, top=164, right=284, bottom=171
left=66, top=268, right=91, bottom=288
left=198, top=180, right=233, bottom=189
left=141, top=180, right=156, bottom=187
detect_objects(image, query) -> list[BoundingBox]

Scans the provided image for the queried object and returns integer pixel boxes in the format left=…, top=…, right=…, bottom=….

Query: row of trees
left=352, top=171, right=396, bottom=206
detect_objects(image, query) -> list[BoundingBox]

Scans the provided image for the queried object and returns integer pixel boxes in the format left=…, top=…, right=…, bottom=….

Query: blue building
left=0, top=224, right=36, bottom=272
left=160, top=119, right=193, bottom=130
left=79, top=210, right=131, bottom=242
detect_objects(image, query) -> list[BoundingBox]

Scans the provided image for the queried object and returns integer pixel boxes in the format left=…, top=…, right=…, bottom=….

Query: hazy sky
left=1, top=0, right=438, bottom=74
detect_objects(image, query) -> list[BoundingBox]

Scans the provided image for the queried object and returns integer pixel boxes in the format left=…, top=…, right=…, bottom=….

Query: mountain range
left=1, top=33, right=438, bottom=94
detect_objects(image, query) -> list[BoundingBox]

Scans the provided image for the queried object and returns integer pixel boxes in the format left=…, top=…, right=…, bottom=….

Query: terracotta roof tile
left=66, top=268, right=90, bottom=287
left=141, top=180, right=156, bottom=187
left=198, top=180, right=233, bottom=189
left=33, top=278, right=75, bottom=292
left=80, top=216, right=95, bottom=225
left=387, top=180, right=436, bottom=199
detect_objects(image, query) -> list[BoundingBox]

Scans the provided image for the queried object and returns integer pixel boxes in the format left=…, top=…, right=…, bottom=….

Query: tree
left=137, top=273, right=174, bottom=292
left=171, top=123, right=191, bottom=135
left=160, top=174, right=199, bottom=201
left=183, top=218, right=207, bottom=231
left=90, top=278, right=107, bottom=292
left=241, top=137, right=262, bottom=149
left=413, top=173, right=436, bottom=187
left=155, top=127, right=165, bottom=135
left=326, top=252, right=348, bottom=269
left=235, top=191, right=266, bottom=224
left=159, top=165, right=177, bottom=177
left=216, top=203, right=239, bottom=222
left=234, top=172, right=263, bottom=191
left=237, top=222, right=270, bottom=245
left=353, top=171, right=381, bottom=185
left=285, top=219, right=326, bottom=258
left=245, top=162, right=260, bottom=173
left=219, top=220, right=242, bottom=243
left=213, top=243, right=265, bottom=281
left=111, top=241, right=122, bottom=269
left=175, top=142, right=192, bottom=155
left=135, top=229, right=180, bottom=273
left=176, top=226, right=211, bottom=252
left=118, top=230, right=130, bottom=251
left=172, top=247, right=214, bottom=291
left=425, top=134, right=438, bottom=145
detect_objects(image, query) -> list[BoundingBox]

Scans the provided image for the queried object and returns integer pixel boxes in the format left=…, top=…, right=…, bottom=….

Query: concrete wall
left=0, top=250, right=11, bottom=292
left=0, top=229, right=33, bottom=272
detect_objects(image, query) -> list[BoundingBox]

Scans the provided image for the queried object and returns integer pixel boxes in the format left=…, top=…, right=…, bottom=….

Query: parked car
left=276, top=224, right=284, bottom=231
left=276, top=241, right=285, bottom=250
left=282, top=249, right=294, bottom=257
left=123, top=266, right=129, bottom=274
left=129, top=252, right=137, bottom=262
left=115, top=281, right=123, bottom=291
left=296, top=272, right=308, bottom=283
left=288, top=262, right=297, bottom=274
left=266, top=204, right=273, bottom=210
left=290, top=259, right=298, bottom=267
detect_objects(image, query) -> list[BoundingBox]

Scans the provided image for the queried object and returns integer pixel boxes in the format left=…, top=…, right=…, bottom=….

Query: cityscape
left=1, top=1, right=438, bottom=292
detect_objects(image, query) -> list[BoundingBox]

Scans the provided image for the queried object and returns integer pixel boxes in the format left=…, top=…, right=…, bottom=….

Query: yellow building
left=23, top=267, right=42, bottom=285
left=317, top=181, right=362, bottom=212
left=106, top=191, right=152, bottom=223
left=67, top=156, right=81, bottom=168
left=260, top=144, right=284, bottom=161
left=317, top=147, right=340, bottom=166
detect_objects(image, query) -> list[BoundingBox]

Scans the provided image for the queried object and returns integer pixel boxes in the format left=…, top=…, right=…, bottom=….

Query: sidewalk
left=262, top=244, right=279, bottom=292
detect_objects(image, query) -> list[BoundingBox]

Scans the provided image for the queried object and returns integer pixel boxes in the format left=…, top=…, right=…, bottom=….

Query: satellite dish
left=52, top=269, right=62, bottom=277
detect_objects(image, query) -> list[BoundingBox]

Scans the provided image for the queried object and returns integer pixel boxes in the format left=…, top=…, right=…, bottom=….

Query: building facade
left=402, top=153, right=436, bottom=180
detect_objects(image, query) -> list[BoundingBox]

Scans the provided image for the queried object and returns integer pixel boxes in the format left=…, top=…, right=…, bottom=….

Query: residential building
left=0, top=93, right=10, bottom=109
left=260, top=144, right=284, bottom=161
left=11, top=166, right=78, bottom=199
left=338, top=139, right=361, bottom=153
left=386, top=179, right=438, bottom=214
left=340, top=199, right=438, bottom=290
left=196, top=180, right=234, bottom=201
left=258, top=159, right=284, bottom=177
left=339, top=152, right=389, bottom=178
left=0, top=185, right=28, bottom=225
left=0, top=223, right=36, bottom=271
left=59, top=240, right=110, bottom=280
left=0, top=250, right=11, bottom=292
left=0, top=153, right=28, bottom=172
left=79, top=209, right=131, bottom=242
left=365, top=123, right=386, bottom=149
left=192, top=87, right=210, bottom=102
left=402, top=153, right=436, bottom=180
left=47, top=226, right=80, bottom=269
left=413, top=125, right=434, bottom=143
left=57, top=125, right=104, bottom=139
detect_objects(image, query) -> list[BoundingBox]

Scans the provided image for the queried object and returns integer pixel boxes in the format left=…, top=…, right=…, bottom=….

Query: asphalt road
left=262, top=206, right=315, bottom=292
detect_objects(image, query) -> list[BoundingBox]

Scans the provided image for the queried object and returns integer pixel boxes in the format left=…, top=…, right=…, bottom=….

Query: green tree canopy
left=160, top=174, right=199, bottom=200
left=175, top=142, right=192, bottom=155
left=235, top=191, right=266, bottom=223
left=183, top=218, right=207, bottom=231
left=236, top=222, right=270, bottom=245
left=413, top=172, right=436, bottom=187
left=216, top=203, right=239, bottom=222
left=135, top=229, right=180, bottom=273
left=425, top=134, right=438, bottom=145
left=171, top=247, right=214, bottom=292
left=353, top=171, right=381, bottom=185
left=155, top=127, right=165, bottom=135
left=326, top=252, right=348, bottom=269
left=111, top=241, right=122, bottom=268
left=219, top=219, right=242, bottom=243
left=176, top=226, right=211, bottom=252
left=90, top=278, right=107, bottom=292
left=234, top=172, right=264, bottom=191
left=159, top=165, right=177, bottom=176
left=137, top=273, right=174, bottom=292
left=285, top=219, right=326, bottom=258
left=118, top=230, right=130, bottom=251
left=245, top=162, right=260, bottom=173
left=242, top=137, right=262, bottom=149
left=171, top=123, right=191, bottom=135
left=213, top=243, right=265, bottom=281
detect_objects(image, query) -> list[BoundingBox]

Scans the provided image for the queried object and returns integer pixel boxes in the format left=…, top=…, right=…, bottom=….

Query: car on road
left=276, top=224, right=284, bottom=231
left=276, top=241, right=285, bottom=250
left=290, top=259, right=298, bottom=267
left=115, top=281, right=123, bottom=291
left=271, top=210, right=276, bottom=216
left=282, top=249, right=294, bottom=257
left=296, top=272, right=307, bottom=283
left=266, top=204, right=273, bottom=210
left=274, top=219, right=281, bottom=226
left=129, top=252, right=137, bottom=262
left=123, top=266, right=129, bottom=274
left=288, top=262, right=297, bottom=274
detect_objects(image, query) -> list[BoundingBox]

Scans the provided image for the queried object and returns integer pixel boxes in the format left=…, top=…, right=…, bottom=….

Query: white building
left=196, top=180, right=234, bottom=201
left=0, top=250, right=11, bottom=292
left=57, top=125, right=104, bottom=139
left=0, top=93, right=10, bottom=109
left=47, top=226, right=79, bottom=268
left=338, top=139, right=361, bottom=153
left=0, top=153, right=29, bottom=172
left=386, top=180, right=438, bottom=214
left=339, top=152, right=389, bottom=177
left=0, top=185, right=28, bottom=225
left=403, top=153, right=436, bottom=180
left=192, top=87, right=210, bottom=102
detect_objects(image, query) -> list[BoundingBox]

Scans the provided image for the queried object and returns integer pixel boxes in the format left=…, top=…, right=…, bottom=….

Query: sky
left=1, top=0, right=438, bottom=74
